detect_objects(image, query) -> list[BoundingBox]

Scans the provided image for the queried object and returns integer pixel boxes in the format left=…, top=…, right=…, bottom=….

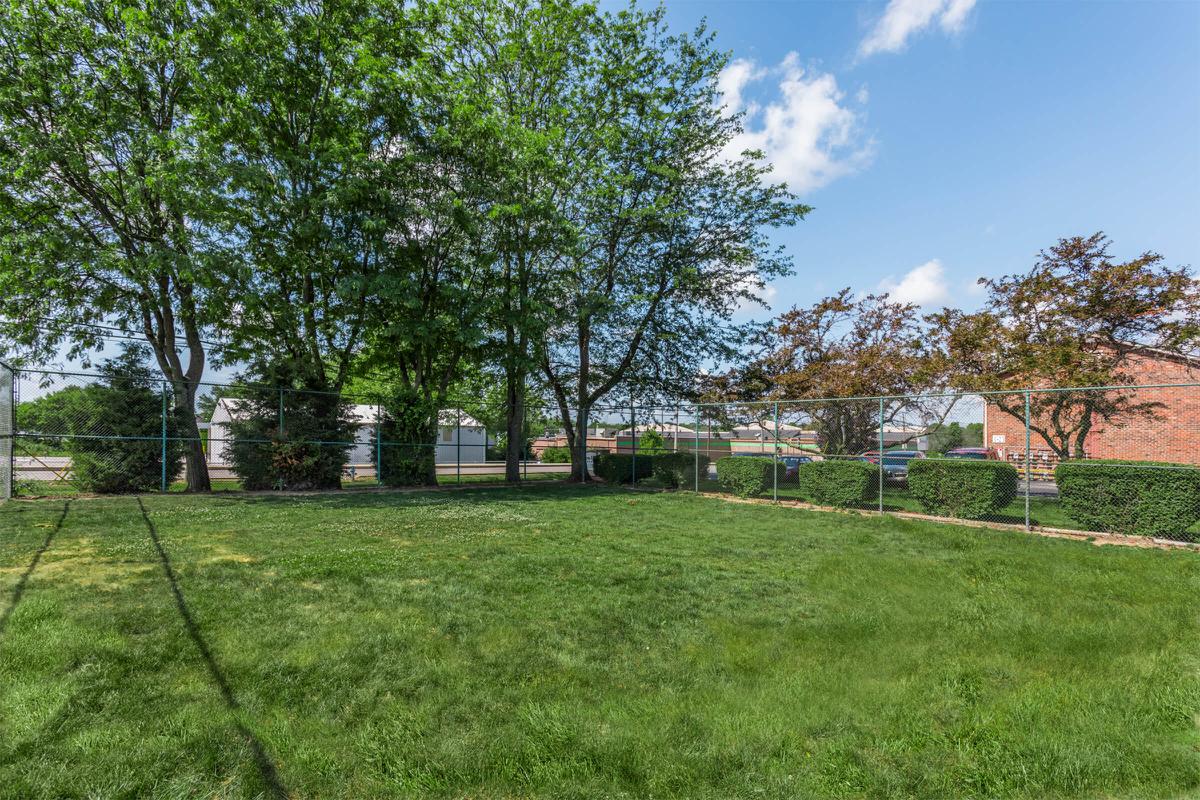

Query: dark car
left=859, top=450, right=925, bottom=479
left=943, top=447, right=996, bottom=460
left=778, top=455, right=812, bottom=478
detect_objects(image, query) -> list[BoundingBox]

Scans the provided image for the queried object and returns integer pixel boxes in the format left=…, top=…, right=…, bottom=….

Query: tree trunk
left=570, top=403, right=591, bottom=482
left=504, top=367, right=524, bottom=483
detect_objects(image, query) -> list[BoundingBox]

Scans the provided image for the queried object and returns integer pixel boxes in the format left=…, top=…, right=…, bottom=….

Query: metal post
left=630, top=395, right=636, bottom=484
left=375, top=403, right=382, bottom=485
left=278, top=388, right=284, bottom=435
left=878, top=396, right=885, bottom=514
left=160, top=383, right=168, bottom=493
left=674, top=406, right=679, bottom=452
left=694, top=406, right=700, bottom=491
left=773, top=401, right=779, bottom=502
left=522, top=380, right=528, bottom=481
left=456, top=409, right=461, bottom=485
left=1024, top=390, right=1032, bottom=530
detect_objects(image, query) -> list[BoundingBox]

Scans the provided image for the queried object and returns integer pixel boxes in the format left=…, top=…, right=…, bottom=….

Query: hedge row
left=1055, top=459, right=1200, bottom=538
left=592, top=452, right=653, bottom=484
left=716, top=457, right=784, bottom=498
left=795, top=460, right=879, bottom=507
left=908, top=459, right=1018, bottom=519
left=653, top=452, right=711, bottom=489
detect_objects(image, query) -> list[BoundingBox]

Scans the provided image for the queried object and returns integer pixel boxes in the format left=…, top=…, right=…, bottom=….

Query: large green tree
left=538, top=8, right=807, bottom=480
left=0, top=0, right=225, bottom=491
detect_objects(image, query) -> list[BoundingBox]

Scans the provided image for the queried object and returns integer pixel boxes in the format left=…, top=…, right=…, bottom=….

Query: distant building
left=207, top=400, right=489, bottom=466
left=984, top=344, right=1200, bottom=469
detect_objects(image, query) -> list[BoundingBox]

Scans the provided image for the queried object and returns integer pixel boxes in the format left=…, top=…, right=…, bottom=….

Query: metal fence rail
left=4, top=366, right=1199, bottom=541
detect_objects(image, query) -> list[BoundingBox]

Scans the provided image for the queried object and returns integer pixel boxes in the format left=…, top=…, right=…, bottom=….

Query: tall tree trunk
left=571, top=402, right=590, bottom=482
left=504, top=367, right=525, bottom=482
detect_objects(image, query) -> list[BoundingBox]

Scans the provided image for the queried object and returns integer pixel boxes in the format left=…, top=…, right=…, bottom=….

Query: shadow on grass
left=0, top=500, right=69, bottom=645
left=135, top=498, right=288, bottom=800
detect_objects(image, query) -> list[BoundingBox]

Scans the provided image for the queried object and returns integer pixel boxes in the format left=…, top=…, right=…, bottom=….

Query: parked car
left=943, top=447, right=997, bottom=460
left=778, top=455, right=812, bottom=478
left=859, top=449, right=925, bottom=479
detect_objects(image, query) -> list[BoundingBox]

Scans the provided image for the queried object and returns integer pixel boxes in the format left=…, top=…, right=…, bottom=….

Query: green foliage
left=652, top=452, right=709, bottom=490
left=377, top=388, right=439, bottom=487
left=540, top=446, right=571, bottom=464
left=229, top=361, right=354, bottom=491
left=716, top=457, right=783, bottom=498
left=64, top=346, right=183, bottom=494
left=795, top=459, right=880, bottom=507
left=638, top=429, right=667, bottom=454
left=908, top=459, right=1018, bottom=519
left=593, top=452, right=653, bottom=484
left=1055, top=460, right=1200, bottom=538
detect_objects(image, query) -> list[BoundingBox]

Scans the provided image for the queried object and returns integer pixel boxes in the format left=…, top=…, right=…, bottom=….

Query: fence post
left=456, top=409, right=461, bottom=485
left=694, top=406, right=700, bottom=492
left=375, top=402, right=382, bottom=486
left=630, top=395, right=636, bottom=485
left=160, top=383, right=168, bottom=493
left=1024, top=390, right=1032, bottom=530
left=878, top=396, right=885, bottom=514
left=278, top=388, right=284, bottom=435
left=773, top=401, right=779, bottom=502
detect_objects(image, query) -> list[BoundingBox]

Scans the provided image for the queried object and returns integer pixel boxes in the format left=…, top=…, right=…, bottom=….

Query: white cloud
left=720, top=53, right=875, bottom=194
left=877, top=259, right=950, bottom=306
left=859, top=0, right=976, bottom=58
left=732, top=273, right=778, bottom=315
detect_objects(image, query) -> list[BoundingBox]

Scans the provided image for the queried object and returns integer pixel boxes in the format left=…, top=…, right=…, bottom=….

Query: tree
left=928, top=233, right=1200, bottom=459
left=64, top=345, right=184, bottom=494
left=539, top=7, right=807, bottom=480
left=0, top=0, right=225, bottom=491
left=709, top=290, right=950, bottom=455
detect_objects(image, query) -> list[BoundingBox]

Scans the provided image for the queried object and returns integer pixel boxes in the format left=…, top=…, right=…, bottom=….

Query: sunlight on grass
left=0, top=486, right=1197, bottom=798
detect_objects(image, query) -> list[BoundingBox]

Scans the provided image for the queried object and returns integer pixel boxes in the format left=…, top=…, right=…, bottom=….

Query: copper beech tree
left=926, top=233, right=1200, bottom=459
left=705, top=289, right=951, bottom=455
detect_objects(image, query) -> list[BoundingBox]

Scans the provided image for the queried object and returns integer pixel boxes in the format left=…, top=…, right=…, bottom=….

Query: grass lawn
left=1, top=486, right=1197, bottom=798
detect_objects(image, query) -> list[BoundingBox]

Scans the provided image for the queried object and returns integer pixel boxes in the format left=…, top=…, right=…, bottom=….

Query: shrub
left=652, top=451, right=710, bottom=489
left=377, top=388, right=439, bottom=487
left=908, top=459, right=1018, bottom=519
left=593, top=452, right=653, bottom=484
left=540, top=446, right=571, bottom=463
left=64, top=345, right=184, bottom=493
left=795, top=459, right=879, bottom=507
left=1055, top=459, right=1200, bottom=538
left=716, top=456, right=783, bottom=498
left=229, top=360, right=354, bottom=491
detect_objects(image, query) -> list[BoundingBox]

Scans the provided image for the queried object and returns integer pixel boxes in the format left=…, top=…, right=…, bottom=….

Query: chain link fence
left=4, top=367, right=1199, bottom=541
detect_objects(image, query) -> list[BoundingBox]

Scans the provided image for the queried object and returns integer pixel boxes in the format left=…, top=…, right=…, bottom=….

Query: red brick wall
left=984, top=353, right=1200, bottom=466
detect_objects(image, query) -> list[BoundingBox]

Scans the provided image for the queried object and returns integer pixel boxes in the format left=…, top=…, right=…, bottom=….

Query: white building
left=207, top=400, right=489, bottom=466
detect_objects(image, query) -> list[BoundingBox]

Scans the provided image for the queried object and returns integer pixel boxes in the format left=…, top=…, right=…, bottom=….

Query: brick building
left=984, top=346, right=1200, bottom=471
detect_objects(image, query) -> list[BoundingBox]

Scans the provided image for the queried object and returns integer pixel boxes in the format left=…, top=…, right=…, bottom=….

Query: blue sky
left=651, top=0, right=1200, bottom=317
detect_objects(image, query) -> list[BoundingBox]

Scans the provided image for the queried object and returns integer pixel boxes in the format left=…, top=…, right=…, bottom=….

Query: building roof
left=211, top=398, right=483, bottom=429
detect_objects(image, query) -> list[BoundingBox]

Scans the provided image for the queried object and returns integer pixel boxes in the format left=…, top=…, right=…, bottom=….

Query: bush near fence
left=908, top=459, right=1018, bottom=520
left=716, top=457, right=783, bottom=498
left=653, top=452, right=710, bottom=489
left=795, top=460, right=879, bottom=507
left=1055, top=460, right=1200, bottom=539
left=540, top=446, right=571, bottom=463
left=594, top=452, right=653, bottom=484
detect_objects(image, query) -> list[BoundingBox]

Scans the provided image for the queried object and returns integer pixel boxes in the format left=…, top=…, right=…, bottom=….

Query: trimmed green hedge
left=1055, top=459, right=1200, bottom=538
left=908, top=459, right=1018, bottom=519
left=593, top=452, right=653, bottom=484
left=795, top=460, right=879, bottom=507
left=652, top=452, right=710, bottom=489
left=540, top=446, right=571, bottom=463
left=716, top=456, right=783, bottom=498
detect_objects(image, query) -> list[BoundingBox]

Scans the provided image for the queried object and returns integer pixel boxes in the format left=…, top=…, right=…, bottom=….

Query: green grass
left=1, top=486, right=1197, bottom=798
